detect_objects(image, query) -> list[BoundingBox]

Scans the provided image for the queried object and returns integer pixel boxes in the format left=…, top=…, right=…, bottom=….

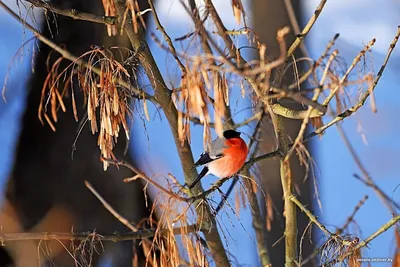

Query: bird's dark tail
left=189, top=166, right=209, bottom=189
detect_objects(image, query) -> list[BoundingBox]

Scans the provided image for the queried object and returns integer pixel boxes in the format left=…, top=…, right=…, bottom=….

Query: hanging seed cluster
left=39, top=48, right=134, bottom=170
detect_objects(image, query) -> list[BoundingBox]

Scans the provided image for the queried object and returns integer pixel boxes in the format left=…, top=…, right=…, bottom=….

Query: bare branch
left=289, top=194, right=333, bottom=237
left=0, top=0, right=151, bottom=101
left=354, top=174, right=400, bottom=213
left=286, top=0, right=327, bottom=58
left=24, top=0, right=118, bottom=25
left=85, top=180, right=138, bottom=231
left=0, top=225, right=200, bottom=243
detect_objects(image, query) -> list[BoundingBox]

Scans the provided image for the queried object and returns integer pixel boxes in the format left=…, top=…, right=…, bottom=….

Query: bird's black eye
left=223, top=129, right=241, bottom=139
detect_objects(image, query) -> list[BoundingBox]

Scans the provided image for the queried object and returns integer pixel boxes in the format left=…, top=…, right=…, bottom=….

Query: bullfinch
left=188, top=129, right=248, bottom=189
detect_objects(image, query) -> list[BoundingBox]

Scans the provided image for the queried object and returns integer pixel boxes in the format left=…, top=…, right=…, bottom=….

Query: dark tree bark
left=1, top=0, right=150, bottom=266
left=252, top=1, right=315, bottom=266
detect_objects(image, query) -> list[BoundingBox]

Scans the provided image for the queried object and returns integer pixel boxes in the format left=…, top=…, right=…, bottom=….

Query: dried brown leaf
left=214, top=74, right=225, bottom=137
left=335, top=92, right=343, bottom=114
left=235, top=187, right=241, bottom=216
left=231, top=0, right=245, bottom=25
left=310, top=117, right=323, bottom=130
left=240, top=185, right=246, bottom=209
left=251, top=178, right=257, bottom=193
left=266, top=193, right=273, bottom=231
left=143, top=96, right=150, bottom=121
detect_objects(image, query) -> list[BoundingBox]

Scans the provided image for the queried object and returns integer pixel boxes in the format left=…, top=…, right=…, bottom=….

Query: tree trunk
left=252, top=1, right=314, bottom=266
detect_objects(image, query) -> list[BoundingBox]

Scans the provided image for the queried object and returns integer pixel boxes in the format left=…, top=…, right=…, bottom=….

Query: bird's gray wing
left=207, top=136, right=227, bottom=159
left=194, top=136, right=227, bottom=166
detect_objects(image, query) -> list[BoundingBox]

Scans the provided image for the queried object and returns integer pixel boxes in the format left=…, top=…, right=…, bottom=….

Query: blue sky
left=0, top=0, right=399, bottom=266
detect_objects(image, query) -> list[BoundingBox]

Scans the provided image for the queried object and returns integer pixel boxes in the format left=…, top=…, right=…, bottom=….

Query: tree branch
left=243, top=167, right=272, bottom=267
left=353, top=174, right=400, bottom=212
left=111, top=0, right=230, bottom=264
left=24, top=0, right=118, bottom=25
left=270, top=103, right=323, bottom=120
left=0, top=0, right=151, bottom=101
left=286, top=0, right=327, bottom=58
left=0, top=224, right=199, bottom=243
left=289, top=194, right=333, bottom=237
left=268, top=104, right=297, bottom=266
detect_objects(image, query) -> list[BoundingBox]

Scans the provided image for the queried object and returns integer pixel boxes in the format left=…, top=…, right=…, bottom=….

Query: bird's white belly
left=207, top=157, right=235, bottom=178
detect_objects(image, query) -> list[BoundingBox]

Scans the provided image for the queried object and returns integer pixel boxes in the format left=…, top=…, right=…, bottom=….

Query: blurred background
left=0, top=0, right=399, bottom=266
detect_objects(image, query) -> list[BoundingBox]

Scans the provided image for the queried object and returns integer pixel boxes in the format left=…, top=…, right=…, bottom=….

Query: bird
left=188, top=129, right=248, bottom=189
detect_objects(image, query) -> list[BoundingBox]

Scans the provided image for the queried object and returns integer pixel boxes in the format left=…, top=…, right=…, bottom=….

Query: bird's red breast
left=207, top=137, right=248, bottom=178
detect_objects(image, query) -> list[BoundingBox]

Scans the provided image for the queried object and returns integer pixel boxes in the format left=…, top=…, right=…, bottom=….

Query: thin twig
left=336, top=195, right=369, bottom=235
left=354, top=174, right=400, bottom=212
left=85, top=181, right=138, bottom=231
left=0, top=230, right=155, bottom=242
left=105, top=160, right=188, bottom=202
left=106, top=158, right=233, bottom=203
left=148, top=0, right=186, bottom=75
left=187, top=110, right=262, bottom=129
left=243, top=149, right=281, bottom=169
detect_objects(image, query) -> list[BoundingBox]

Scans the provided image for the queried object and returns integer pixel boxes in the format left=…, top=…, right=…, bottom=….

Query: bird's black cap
left=223, top=129, right=241, bottom=139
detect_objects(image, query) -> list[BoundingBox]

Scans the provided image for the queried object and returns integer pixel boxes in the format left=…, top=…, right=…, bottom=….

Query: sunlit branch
left=289, top=194, right=333, bottom=237
left=286, top=0, right=327, bottom=58
left=270, top=103, right=322, bottom=120
left=271, top=86, right=327, bottom=114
